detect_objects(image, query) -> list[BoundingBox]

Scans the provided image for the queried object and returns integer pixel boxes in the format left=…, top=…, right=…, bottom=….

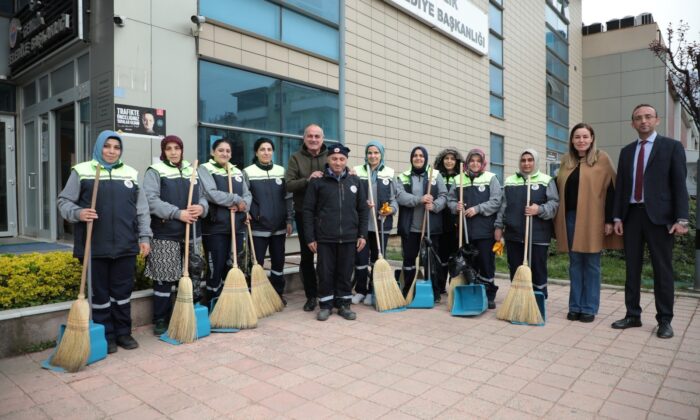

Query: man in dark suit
left=611, top=104, right=689, bottom=339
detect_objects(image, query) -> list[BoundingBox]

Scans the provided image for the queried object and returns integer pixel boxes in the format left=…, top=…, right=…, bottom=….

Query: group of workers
left=57, top=103, right=689, bottom=353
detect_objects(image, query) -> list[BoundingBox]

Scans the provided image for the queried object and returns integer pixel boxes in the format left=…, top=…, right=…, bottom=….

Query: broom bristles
left=210, top=267, right=258, bottom=329
left=373, top=258, right=406, bottom=311
left=51, top=297, right=90, bottom=372
left=446, top=274, right=466, bottom=312
left=496, top=265, right=543, bottom=324
left=167, top=275, right=197, bottom=343
left=250, top=264, right=283, bottom=318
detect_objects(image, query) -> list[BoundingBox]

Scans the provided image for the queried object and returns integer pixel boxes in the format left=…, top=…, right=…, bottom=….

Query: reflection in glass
left=283, top=0, right=339, bottom=23
left=490, top=96, right=504, bottom=118
left=489, top=3, right=502, bottom=35
left=200, top=0, right=280, bottom=39
left=281, top=81, right=339, bottom=139
left=40, top=114, right=50, bottom=230
left=24, top=121, right=38, bottom=234
left=51, top=62, right=74, bottom=95
left=490, top=133, right=504, bottom=182
left=489, top=64, right=503, bottom=96
left=489, top=34, right=503, bottom=65
left=23, top=82, right=36, bottom=107
left=281, top=8, right=339, bottom=60
left=78, top=54, right=90, bottom=84
left=39, top=76, right=49, bottom=101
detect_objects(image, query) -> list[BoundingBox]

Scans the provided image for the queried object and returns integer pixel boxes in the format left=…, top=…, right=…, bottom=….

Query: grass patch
left=19, top=340, right=56, bottom=354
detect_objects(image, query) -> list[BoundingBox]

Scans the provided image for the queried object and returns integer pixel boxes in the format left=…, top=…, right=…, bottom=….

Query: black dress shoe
left=657, top=322, right=674, bottom=339
left=567, top=312, right=581, bottom=321
left=303, top=298, right=317, bottom=312
left=611, top=317, right=642, bottom=329
left=116, top=335, right=139, bottom=350
left=107, top=338, right=117, bottom=354
left=579, top=314, right=595, bottom=323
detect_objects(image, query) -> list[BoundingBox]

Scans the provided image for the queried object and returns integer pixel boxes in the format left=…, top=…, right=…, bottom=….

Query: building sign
left=8, top=0, right=89, bottom=75
left=115, top=105, right=167, bottom=137
left=383, top=0, right=488, bottom=55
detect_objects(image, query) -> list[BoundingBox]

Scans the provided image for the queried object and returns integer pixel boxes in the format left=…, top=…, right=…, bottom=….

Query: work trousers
left=295, top=214, right=318, bottom=300
left=353, top=232, right=388, bottom=295
left=400, top=232, right=441, bottom=297
left=90, top=256, right=136, bottom=339
left=505, top=240, right=549, bottom=298
left=252, top=234, right=286, bottom=296
left=317, top=242, right=355, bottom=309
left=203, top=232, right=243, bottom=298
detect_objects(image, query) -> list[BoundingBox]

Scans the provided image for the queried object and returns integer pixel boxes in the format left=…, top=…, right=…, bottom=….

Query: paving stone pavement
left=1, top=280, right=699, bottom=419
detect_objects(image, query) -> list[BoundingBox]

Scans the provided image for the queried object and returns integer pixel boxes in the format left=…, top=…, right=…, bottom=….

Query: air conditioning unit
left=620, top=16, right=635, bottom=28
left=606, top=19, right=620, bottom=31
left=635, top=13, right=654, bottom=26
left=587, top=23, right=603, bottom=34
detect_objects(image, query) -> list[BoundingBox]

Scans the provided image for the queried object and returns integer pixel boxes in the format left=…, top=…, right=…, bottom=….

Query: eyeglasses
left=633, top=114, right=657, bottom=122
left=305, top=134, right=322, bottom=139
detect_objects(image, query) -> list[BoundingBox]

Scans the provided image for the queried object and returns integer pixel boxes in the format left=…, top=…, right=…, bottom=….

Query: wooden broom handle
left=366, top=165, right=383, bottom=258
left=79, top=164, right=101, bottom=299
left=182, top=160, right=199, bottom=277
left=419, top=167, right=433, bottom=242
left=523, top=176, right=532, bottom=265
left=246, top=218, right=257, bottom=262
left=458, top=165, right=464, bottom=249
left=227, top=164, right=238, bottom=268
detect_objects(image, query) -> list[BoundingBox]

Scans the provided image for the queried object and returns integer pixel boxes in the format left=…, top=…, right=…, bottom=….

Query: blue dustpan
left=159, top=303, right=212, bottom=345
left=208, top=297, right=240, bottom=333
left=407, top=280, right=434, bottom=309
left=451, top=284, right=487, bottom=316
left=42, top=320, right=107, bottom=372
left=510, top=291, right=546, bottom=326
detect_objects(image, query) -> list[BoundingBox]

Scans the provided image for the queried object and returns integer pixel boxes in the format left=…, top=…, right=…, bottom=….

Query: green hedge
left=0, top=252, right=150, bottom=310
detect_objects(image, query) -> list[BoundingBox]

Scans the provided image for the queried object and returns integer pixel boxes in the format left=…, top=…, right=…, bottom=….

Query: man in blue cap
left=303, top=143, right=368, bottom=321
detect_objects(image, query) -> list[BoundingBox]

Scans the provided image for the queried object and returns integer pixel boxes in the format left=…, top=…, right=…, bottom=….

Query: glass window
left=0, top=83, right=15, bottom=112
left=546, top=75, right=568, bottom=105
left=546, top=27, right=568, bottom=61
left=0, top=0, right=12, bottom=14
left=490, top=95, right=504, bottom=119
left=546, top=50, right=568, bottom=83
left=39, top=76, right=49, bottom=101
left=489, top=3, right=502, bottom=36
left=547, top=120, right=568, bottom=142
left=281, top=8, right=339, bottom=61
left=281, top=81, right=339, bottom=139
left=283, top=0, right=339, bottom=24
left=77, top=54, right=90, bottom=84
left=547, top=136, right=568, bottom=153
left=199, top=61, right=282, bottom=131
left=490, top=133, right=504, bottom=182
left=23, top=82, right=36, bottom=106
left=489, top=64, right=503, bottom=96
left=489, top=34, right=503, bottom=65
left=547, top=98, right=569, bottom=127
left=201, top=0, right=281, bottom=39
left=546, top=6, right=568, bottom=39
left=51, top=62, right=74, bottom=95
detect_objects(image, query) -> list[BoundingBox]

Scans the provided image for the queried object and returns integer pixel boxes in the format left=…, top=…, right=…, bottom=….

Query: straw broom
left=209, top=164, right=258, bottom=329
left=366, top=165, right=406, bottom=311
left=496, top=177, right=543, bottom=324
left=406, top=167, right=433, bottom=304
left=447, top=165, right=467, bottom=312
left=52, top=164, right=101, bottom=372
left=166, top=160, right=199, bottom=343
left=247, top=220, right=284, bottom=318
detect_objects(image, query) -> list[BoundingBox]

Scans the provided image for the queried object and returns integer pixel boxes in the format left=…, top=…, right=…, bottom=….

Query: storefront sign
left=115, top=105, right=167, bottom=137
left=8, top=0, right=88, bottom=75
left=384, top=0, right=488, bottom=55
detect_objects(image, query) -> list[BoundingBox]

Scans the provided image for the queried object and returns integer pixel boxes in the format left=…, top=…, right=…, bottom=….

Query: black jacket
left=303, top=168, right=368, bottom=244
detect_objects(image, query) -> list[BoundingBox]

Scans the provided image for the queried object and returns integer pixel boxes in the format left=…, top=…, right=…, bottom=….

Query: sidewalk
left=1, top=279, right=699, bottom=419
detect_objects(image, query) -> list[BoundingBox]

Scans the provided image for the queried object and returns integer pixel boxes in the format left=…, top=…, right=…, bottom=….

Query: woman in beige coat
left=554, top=123, right=622, bottom=322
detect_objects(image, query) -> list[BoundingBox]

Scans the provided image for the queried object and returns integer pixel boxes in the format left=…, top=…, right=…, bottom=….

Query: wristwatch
left=677, top=220, right=689, bottom=228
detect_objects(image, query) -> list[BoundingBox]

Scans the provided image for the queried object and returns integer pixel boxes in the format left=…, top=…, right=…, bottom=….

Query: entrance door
left=21, top=116, right=52, bottom=240
left=0, top=116, right=17, bottom=237
left=56, top=105, right=76, bottom=240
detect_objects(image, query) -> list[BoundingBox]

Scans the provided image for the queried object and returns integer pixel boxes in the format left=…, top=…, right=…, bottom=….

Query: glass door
left=0, top=116, right=17, bottom=237
left=56, top=105, right=76, bottom=240
left=22, top=120, right=39, bottom=237
left=21, top=116, right=53, bottom=240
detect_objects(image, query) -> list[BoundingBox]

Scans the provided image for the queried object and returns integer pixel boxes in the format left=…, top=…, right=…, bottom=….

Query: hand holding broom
left=52, top=164, right=101, bottom=372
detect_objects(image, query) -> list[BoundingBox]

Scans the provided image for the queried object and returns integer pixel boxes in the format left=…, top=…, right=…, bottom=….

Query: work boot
left=107, top=338, right=117, bottom=354
left=116, top=335, right=139, bottom=350
left=317, top=308, right=331, bottom=321
left=488, top=300, right=496, bottom=310
left=153, top=319, right=167, bottom=336
left=337, top=305, right=356, bottom=321
left=303, top=298, right=317, bottom=312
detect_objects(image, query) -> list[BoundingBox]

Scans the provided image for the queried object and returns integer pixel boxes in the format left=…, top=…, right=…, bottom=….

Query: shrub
left=0, top=252, right=151, bottom=310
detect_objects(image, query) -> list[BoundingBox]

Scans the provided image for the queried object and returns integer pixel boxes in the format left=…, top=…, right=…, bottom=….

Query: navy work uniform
left=198, top=160, right=252, bottom=299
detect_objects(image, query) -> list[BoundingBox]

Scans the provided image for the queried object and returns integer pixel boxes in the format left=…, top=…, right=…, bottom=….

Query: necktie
left=633, top=140, right=647, bottom=202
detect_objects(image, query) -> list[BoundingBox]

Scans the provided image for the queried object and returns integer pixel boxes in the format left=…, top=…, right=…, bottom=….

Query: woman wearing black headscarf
left=395, top=147, right=448, bottom=302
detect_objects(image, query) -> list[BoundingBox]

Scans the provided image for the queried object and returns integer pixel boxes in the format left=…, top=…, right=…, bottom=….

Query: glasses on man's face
left=633, top=114, right=657, bottom=122
left=305, top=134, right=322, bottom=139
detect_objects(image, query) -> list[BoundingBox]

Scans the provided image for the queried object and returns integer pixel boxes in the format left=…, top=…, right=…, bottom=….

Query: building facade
left=0, top=0, right=582, bottom=242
